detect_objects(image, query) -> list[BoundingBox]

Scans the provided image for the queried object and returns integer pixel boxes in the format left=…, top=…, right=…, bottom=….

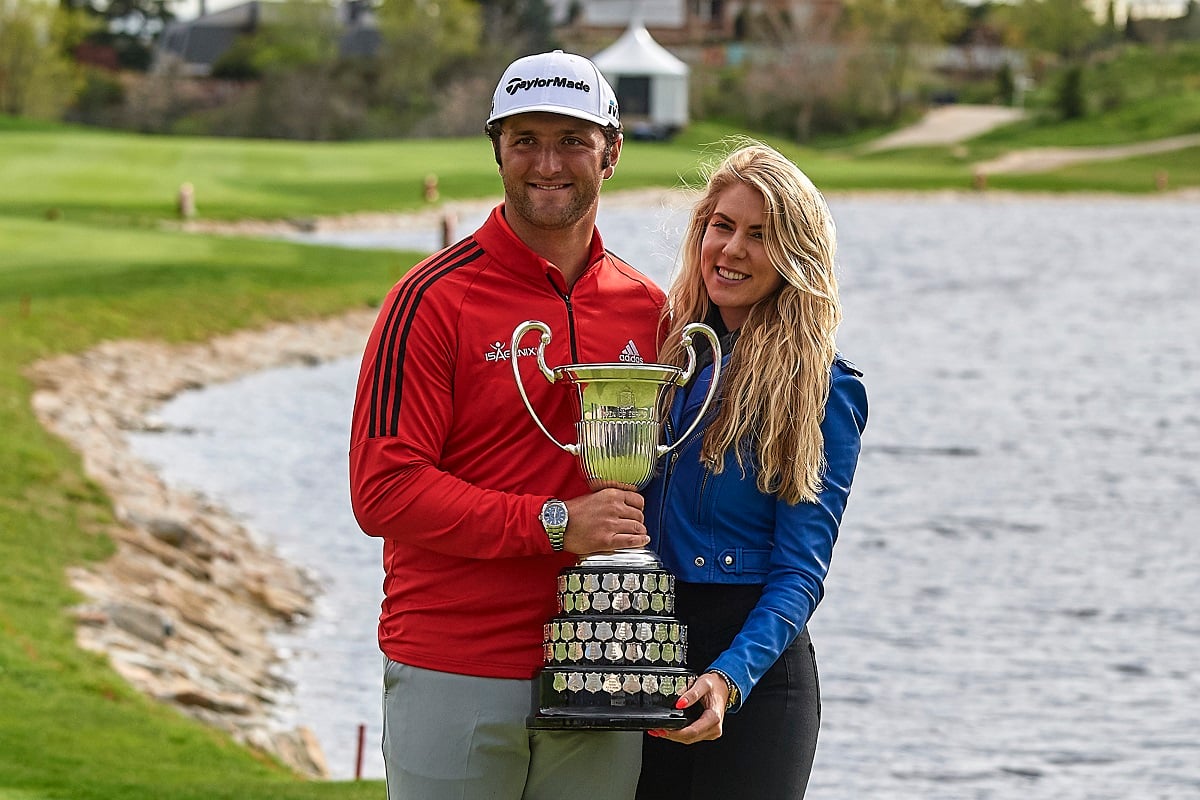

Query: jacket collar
left=473, top=204, right=608, bottom=293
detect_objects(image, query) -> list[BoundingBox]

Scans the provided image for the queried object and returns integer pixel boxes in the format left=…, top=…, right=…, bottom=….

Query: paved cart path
left=974, top=132, right=1200, bottom=174
left=865, top=104, right=1028, bottom=150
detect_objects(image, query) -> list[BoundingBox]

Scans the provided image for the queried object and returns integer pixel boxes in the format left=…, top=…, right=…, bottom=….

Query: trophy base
left=527, top=667, right=701, bottom=731
left=527, top=707, right=699, bottom=731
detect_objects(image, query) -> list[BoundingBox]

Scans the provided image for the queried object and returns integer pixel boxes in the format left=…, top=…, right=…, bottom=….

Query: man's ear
left=607, top=135, right=623, bottom=169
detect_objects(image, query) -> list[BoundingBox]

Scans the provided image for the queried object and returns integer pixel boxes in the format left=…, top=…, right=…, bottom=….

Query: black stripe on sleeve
left=368, top=240, right=483, bottom=438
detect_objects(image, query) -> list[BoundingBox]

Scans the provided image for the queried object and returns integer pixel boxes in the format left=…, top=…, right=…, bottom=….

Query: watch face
left=543, top=502, right=568, bottom=528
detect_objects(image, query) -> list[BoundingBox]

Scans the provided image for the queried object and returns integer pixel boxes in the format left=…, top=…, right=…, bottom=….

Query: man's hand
left=563, top=489, right=649, bottom=556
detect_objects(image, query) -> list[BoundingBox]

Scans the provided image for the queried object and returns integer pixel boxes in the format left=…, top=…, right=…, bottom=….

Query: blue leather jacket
left=644, top=352, right=867, bottom=709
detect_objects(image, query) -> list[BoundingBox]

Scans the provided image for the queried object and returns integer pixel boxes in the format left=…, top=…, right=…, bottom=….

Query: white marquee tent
left=592, top=21, right=689, bottom=139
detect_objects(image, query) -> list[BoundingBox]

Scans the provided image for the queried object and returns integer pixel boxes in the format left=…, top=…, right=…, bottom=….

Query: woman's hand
left=647, top=671, right=730, bottom=744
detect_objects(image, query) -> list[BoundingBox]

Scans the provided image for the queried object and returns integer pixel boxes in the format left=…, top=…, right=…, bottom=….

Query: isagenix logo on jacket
left=486, top=341, right=539, bottom=363
left=485, top=339, right=645, bottom=363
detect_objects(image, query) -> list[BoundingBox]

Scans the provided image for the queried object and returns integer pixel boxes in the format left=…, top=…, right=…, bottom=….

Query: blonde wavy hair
left=659, top=141, right=842, bottom=504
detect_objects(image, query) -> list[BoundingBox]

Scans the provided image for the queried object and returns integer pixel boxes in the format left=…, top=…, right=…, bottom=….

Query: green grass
left=0, top=119, right=1003, bottom=225
left=2, top=90, right=1199, bottom=796
left=1, top=126, right=496, bottom=223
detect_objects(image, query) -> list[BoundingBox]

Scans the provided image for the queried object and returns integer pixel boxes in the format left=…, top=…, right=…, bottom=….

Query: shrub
left=1057, top=64, right=1086, bottom=119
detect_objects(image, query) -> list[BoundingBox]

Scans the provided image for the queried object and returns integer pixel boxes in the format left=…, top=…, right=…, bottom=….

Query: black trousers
left=637, top=583, right=821, bottom=800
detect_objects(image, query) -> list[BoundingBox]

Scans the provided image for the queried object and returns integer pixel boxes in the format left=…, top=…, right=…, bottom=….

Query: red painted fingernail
left=675, top=698, right=687, bottom=709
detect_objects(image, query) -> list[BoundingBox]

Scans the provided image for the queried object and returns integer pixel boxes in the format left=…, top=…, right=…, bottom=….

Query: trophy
left=511, top=320, right=722, bottom=730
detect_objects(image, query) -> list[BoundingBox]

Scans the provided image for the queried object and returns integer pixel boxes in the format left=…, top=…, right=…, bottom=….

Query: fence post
left=355, top=723, right=366, bottom=780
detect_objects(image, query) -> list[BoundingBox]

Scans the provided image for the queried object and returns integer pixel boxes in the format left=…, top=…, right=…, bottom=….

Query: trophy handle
left=511, top=320, right=579, bottom=456
left=657, top=322, right=722, bottom=457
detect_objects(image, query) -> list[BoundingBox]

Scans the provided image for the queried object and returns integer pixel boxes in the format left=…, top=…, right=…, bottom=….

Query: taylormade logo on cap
left=505, top=76, right=592, bottom=95
left=488, top=50, right=620, bottom=129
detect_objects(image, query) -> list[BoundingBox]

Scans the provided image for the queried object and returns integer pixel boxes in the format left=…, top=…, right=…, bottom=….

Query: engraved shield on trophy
left=511, top=320, right=722, bottom=730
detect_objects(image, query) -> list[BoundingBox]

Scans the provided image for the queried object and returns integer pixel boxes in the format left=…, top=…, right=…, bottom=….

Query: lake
left=128, top=193, right=1200, bottom=797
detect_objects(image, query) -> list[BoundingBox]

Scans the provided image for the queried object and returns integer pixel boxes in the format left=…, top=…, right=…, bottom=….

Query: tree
left=844, top=0, right=966, bottom=119
left=250, top=0, right=340, bottom=71
left=1182, top=0, right=1200, bottom=40
left=477, top=0, right=553, bottom=52
left=374, top=0, right=482, bottom=130
left=229, top=0, right=362, bottom=139
left=741, top=4, right=847, bottom=140
left=59, top=0, right=176, bottom=70
left=1056, top=62, right=1086, bottom=118
left=1, top=0, right=81, bottom=116
left=996, top=60, right=1016, bottom=105
left=1098, top=0, right=1120, bottom=46
left=994, top=0, right=1100, bottom=60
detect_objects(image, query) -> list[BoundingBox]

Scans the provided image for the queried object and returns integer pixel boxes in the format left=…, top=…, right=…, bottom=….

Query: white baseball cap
left=488, top=50, right=620, bottom=129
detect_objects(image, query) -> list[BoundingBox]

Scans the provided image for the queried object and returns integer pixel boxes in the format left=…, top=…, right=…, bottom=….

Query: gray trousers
left=383, top=659, right=642, bottom=800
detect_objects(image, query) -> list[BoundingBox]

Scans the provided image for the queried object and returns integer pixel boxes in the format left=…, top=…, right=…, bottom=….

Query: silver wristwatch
left=540, top=499, right=568, bottom=551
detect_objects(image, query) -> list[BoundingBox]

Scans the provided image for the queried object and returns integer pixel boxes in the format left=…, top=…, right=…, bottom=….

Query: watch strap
left=540, top=499, right=567, bottom=552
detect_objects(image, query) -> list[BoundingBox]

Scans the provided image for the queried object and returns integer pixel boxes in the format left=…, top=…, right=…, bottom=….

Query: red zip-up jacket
left=349, top=204, right=666, bottom=679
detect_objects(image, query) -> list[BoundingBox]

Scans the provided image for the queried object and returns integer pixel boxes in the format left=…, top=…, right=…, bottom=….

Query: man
left=349, top=51, right=666, bottom=799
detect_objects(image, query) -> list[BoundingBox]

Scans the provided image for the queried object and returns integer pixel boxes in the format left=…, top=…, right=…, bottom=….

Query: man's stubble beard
left=502, top=174, right=602, bottom=232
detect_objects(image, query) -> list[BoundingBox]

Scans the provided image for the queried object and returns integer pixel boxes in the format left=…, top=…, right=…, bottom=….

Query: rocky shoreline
left=28, top=309, right=378, bottom=779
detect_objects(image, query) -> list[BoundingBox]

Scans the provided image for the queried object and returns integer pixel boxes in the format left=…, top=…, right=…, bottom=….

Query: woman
left=638, top=142, right=868, bottom=799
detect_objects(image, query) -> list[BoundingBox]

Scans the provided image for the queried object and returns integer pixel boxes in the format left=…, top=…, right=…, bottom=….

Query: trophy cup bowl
left=512, top=320, right=722, bottom=730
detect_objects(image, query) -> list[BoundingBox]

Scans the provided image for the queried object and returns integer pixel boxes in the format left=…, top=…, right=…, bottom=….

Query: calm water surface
left=128, top=195, right=1200, bottom=797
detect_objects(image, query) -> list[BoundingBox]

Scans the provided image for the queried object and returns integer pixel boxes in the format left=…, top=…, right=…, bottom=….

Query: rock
left=139, top=514, right=197, bottom=548
left=74, top=605, right=110, bottom=627
left=166, top=684, right=253, bottom=715
left=247, top=725, right=329, bottom=780
left=275, top=726, right=330, bottom=779
left=107, top=602, right=174, bottom=646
